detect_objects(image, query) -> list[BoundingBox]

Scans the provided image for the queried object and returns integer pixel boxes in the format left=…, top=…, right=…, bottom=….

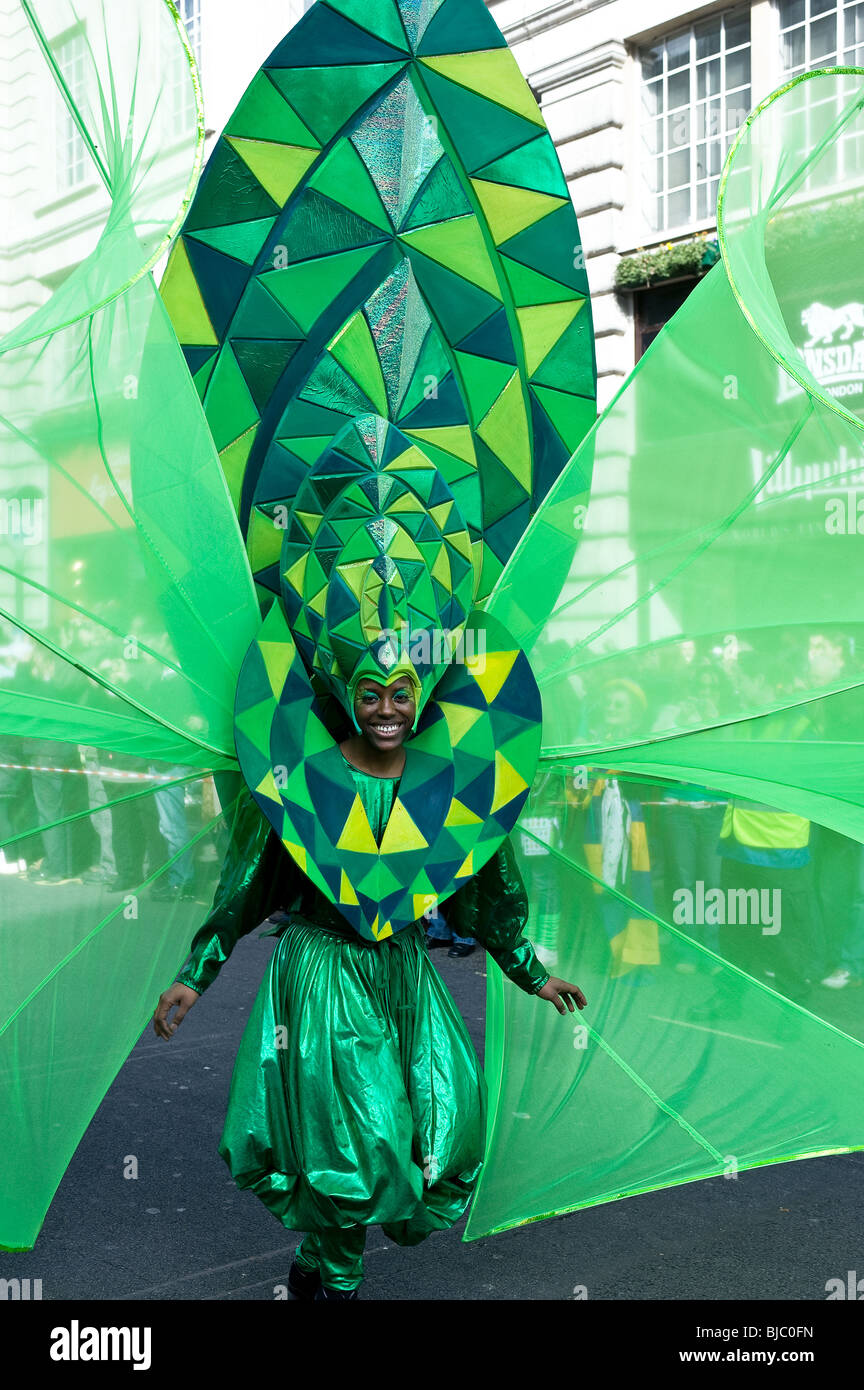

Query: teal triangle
left=192, top=353, right=218, bottom=400
left=401, top=155, right=472, bottom=231
left=185, top=141, right=280, bottom=232
left=233, top=276, right=306, bottom=340
left=301, top=356, right=379, bottom=419
left=186, top=216, right=277, bottom=267
left=272, top=189, right=391, bottom=266
left=529, top=315, right=596, bottom=398
left=476, top=439, right=530, bottom=526
left=417, top=0, right=506, bottom=56
left=474, top=135, right=569, bottom=199
left=419, top=69, right=540, bottom=173
left=499, top=204, right=589, bottom=295
left=396, top=326, right=451, bottom=420
left=266, top=5, right=408, bottom=66
left=233, top=338, right=302, bottom=413
left=405, top=250, right=501, bottom=345
left=267, top=63, right=406, bottom=145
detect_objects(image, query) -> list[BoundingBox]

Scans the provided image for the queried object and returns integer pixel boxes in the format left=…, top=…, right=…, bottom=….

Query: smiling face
left=353, top=676, right=416, bottom=752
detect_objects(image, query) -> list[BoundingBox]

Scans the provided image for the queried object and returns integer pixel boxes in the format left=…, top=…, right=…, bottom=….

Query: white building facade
left=491, top=0, right=864, bottom=406
left=2, top=0, right=859, bottom=646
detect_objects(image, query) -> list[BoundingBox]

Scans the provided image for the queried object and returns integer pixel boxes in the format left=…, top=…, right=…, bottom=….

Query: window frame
left=54, top=26, right=90, bottom=195
left=636, top=4, right=754, bottom=241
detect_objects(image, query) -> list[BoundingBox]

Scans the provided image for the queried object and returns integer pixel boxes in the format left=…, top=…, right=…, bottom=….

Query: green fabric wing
left=467, top=69, right=864, bottom=1240
left=0, top=0, right=260, bottom=1251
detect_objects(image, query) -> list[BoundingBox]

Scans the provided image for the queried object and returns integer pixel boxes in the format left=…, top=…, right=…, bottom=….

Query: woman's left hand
left=536, top=977, right=587, bottom=1015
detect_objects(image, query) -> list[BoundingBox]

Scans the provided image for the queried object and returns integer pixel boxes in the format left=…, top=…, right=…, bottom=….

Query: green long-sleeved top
left=175, top=783, right=550, bottom=997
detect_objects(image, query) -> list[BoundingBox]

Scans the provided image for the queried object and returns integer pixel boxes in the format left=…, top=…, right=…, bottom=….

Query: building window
left=778, top=1, right=864, bottom=188
left=640, top=7, right=751, bottom=234
left=177, top=0, right=202, bottom=63
left=778, top=0, right=864, bottom=74
left=172, top=0, right=203, bottom=120
left=56, top=31, right=89, bottom=191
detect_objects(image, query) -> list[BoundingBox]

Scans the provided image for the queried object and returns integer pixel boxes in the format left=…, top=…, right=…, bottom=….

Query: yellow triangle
left=399, top=215, right=501, bottom=298
left=159, top=238, right=218, bottom=346
left=466, top=649, right=518, bottom=705
left=374, top=918, right=394, bottom=941
left=336, top=794, right=380, bottom=855
left=384, top=445, right=434, bottom=471
left=282, top=552, right=307, bottom=596
left=257, top=639, right=294, bottom=698
left=248, top=508, right=283, bottom=573
left=256, top=768, right=282, bottom=805
left=429, top=501, right=454, bottom=529
left=470, top=179, right=567, bottom=246
left=476, top=373, right=532, bottom=490
left=283, top=839, right=308, bottom=874
left=389, top=492, right=425, bottom=513
left=389, top=529, right=419, bottom=561
left=296, top=511, right=323, bottom=538
left=219, top=426, right=258, bottom=512
left=449, top=529, right=474, bottom=564
left=431, top=544, right=451, bottom=587
left=517, top=300, right=586, bottom=376
left=337, top=560, right=369, bottom=599
left=491, top=751, right=528, bottom=813
left=445, top=798, right=483, bottom=827
left=339, top=869, right=359, bottom=906
left=414, top=892, right=438, bottom=918
left=226, top=138, right=318, bottom=206
left=455, top=850, right=474, bottom=879
left=307, top=585, right=328, bottom=617
left=420, top=50, right=545, bottom=127
left=404, top=426, right=476, bottom=465
left=379, top=798, right=429, bottom=854
left=438, top=700, right=484, bottom=745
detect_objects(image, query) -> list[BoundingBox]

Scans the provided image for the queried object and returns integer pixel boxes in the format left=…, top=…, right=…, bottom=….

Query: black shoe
left=314, top=1284, right=359, bottom=1301
left=426, top=936, right=450, bottom=950
left=287, top=1259, right=321, bottom=1301
left=448, top=942, right=475, bottom=958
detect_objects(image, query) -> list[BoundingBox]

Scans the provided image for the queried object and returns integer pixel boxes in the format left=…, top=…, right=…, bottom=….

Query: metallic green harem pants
left=218, top=918, right=487, bottom=1291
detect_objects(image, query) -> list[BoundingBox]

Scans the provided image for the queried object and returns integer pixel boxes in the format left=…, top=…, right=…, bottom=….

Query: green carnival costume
left=174, top=766, right=547, bottom=1289
left=6, top=0, right=864, bottom=1270
left=152, top=0, right=591, bottom=1286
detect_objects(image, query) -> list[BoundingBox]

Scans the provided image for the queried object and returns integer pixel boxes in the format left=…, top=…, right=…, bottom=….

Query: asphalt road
left=1, top=927, right=862, bottom=1302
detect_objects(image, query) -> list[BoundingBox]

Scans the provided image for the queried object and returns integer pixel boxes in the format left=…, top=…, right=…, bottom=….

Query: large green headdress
left=161, top=0, right=597, bottom=938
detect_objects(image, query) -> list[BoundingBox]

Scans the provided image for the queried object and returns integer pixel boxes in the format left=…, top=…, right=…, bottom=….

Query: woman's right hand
left=153, top=983, right=199, bottom=1040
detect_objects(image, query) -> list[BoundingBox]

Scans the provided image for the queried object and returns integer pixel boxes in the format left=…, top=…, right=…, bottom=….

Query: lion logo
left=802, top=302, right=864, bottom=347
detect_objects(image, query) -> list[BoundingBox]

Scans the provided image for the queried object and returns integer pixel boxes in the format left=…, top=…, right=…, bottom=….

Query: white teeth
left=373, top=724, right=400, bottom=733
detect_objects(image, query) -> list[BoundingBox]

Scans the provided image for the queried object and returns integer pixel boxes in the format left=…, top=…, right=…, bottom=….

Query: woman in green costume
left=154, top=671, right=587, bottom=1301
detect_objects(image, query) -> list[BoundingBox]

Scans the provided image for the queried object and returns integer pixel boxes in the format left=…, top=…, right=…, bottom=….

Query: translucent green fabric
left=5, top=3, right=864, bottom=1263
left=466, top=69, right=864, bottom=1238
left=0, top=1, right=259, bottom=1251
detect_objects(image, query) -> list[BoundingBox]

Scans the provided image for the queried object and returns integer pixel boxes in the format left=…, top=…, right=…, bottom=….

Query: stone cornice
left=489, top=0, right=616, bottom=44
left=531, top=38, right=627, bottom=95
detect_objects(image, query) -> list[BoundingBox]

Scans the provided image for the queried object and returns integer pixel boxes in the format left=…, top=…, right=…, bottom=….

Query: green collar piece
left=234, top=598, right=541, bottom=940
